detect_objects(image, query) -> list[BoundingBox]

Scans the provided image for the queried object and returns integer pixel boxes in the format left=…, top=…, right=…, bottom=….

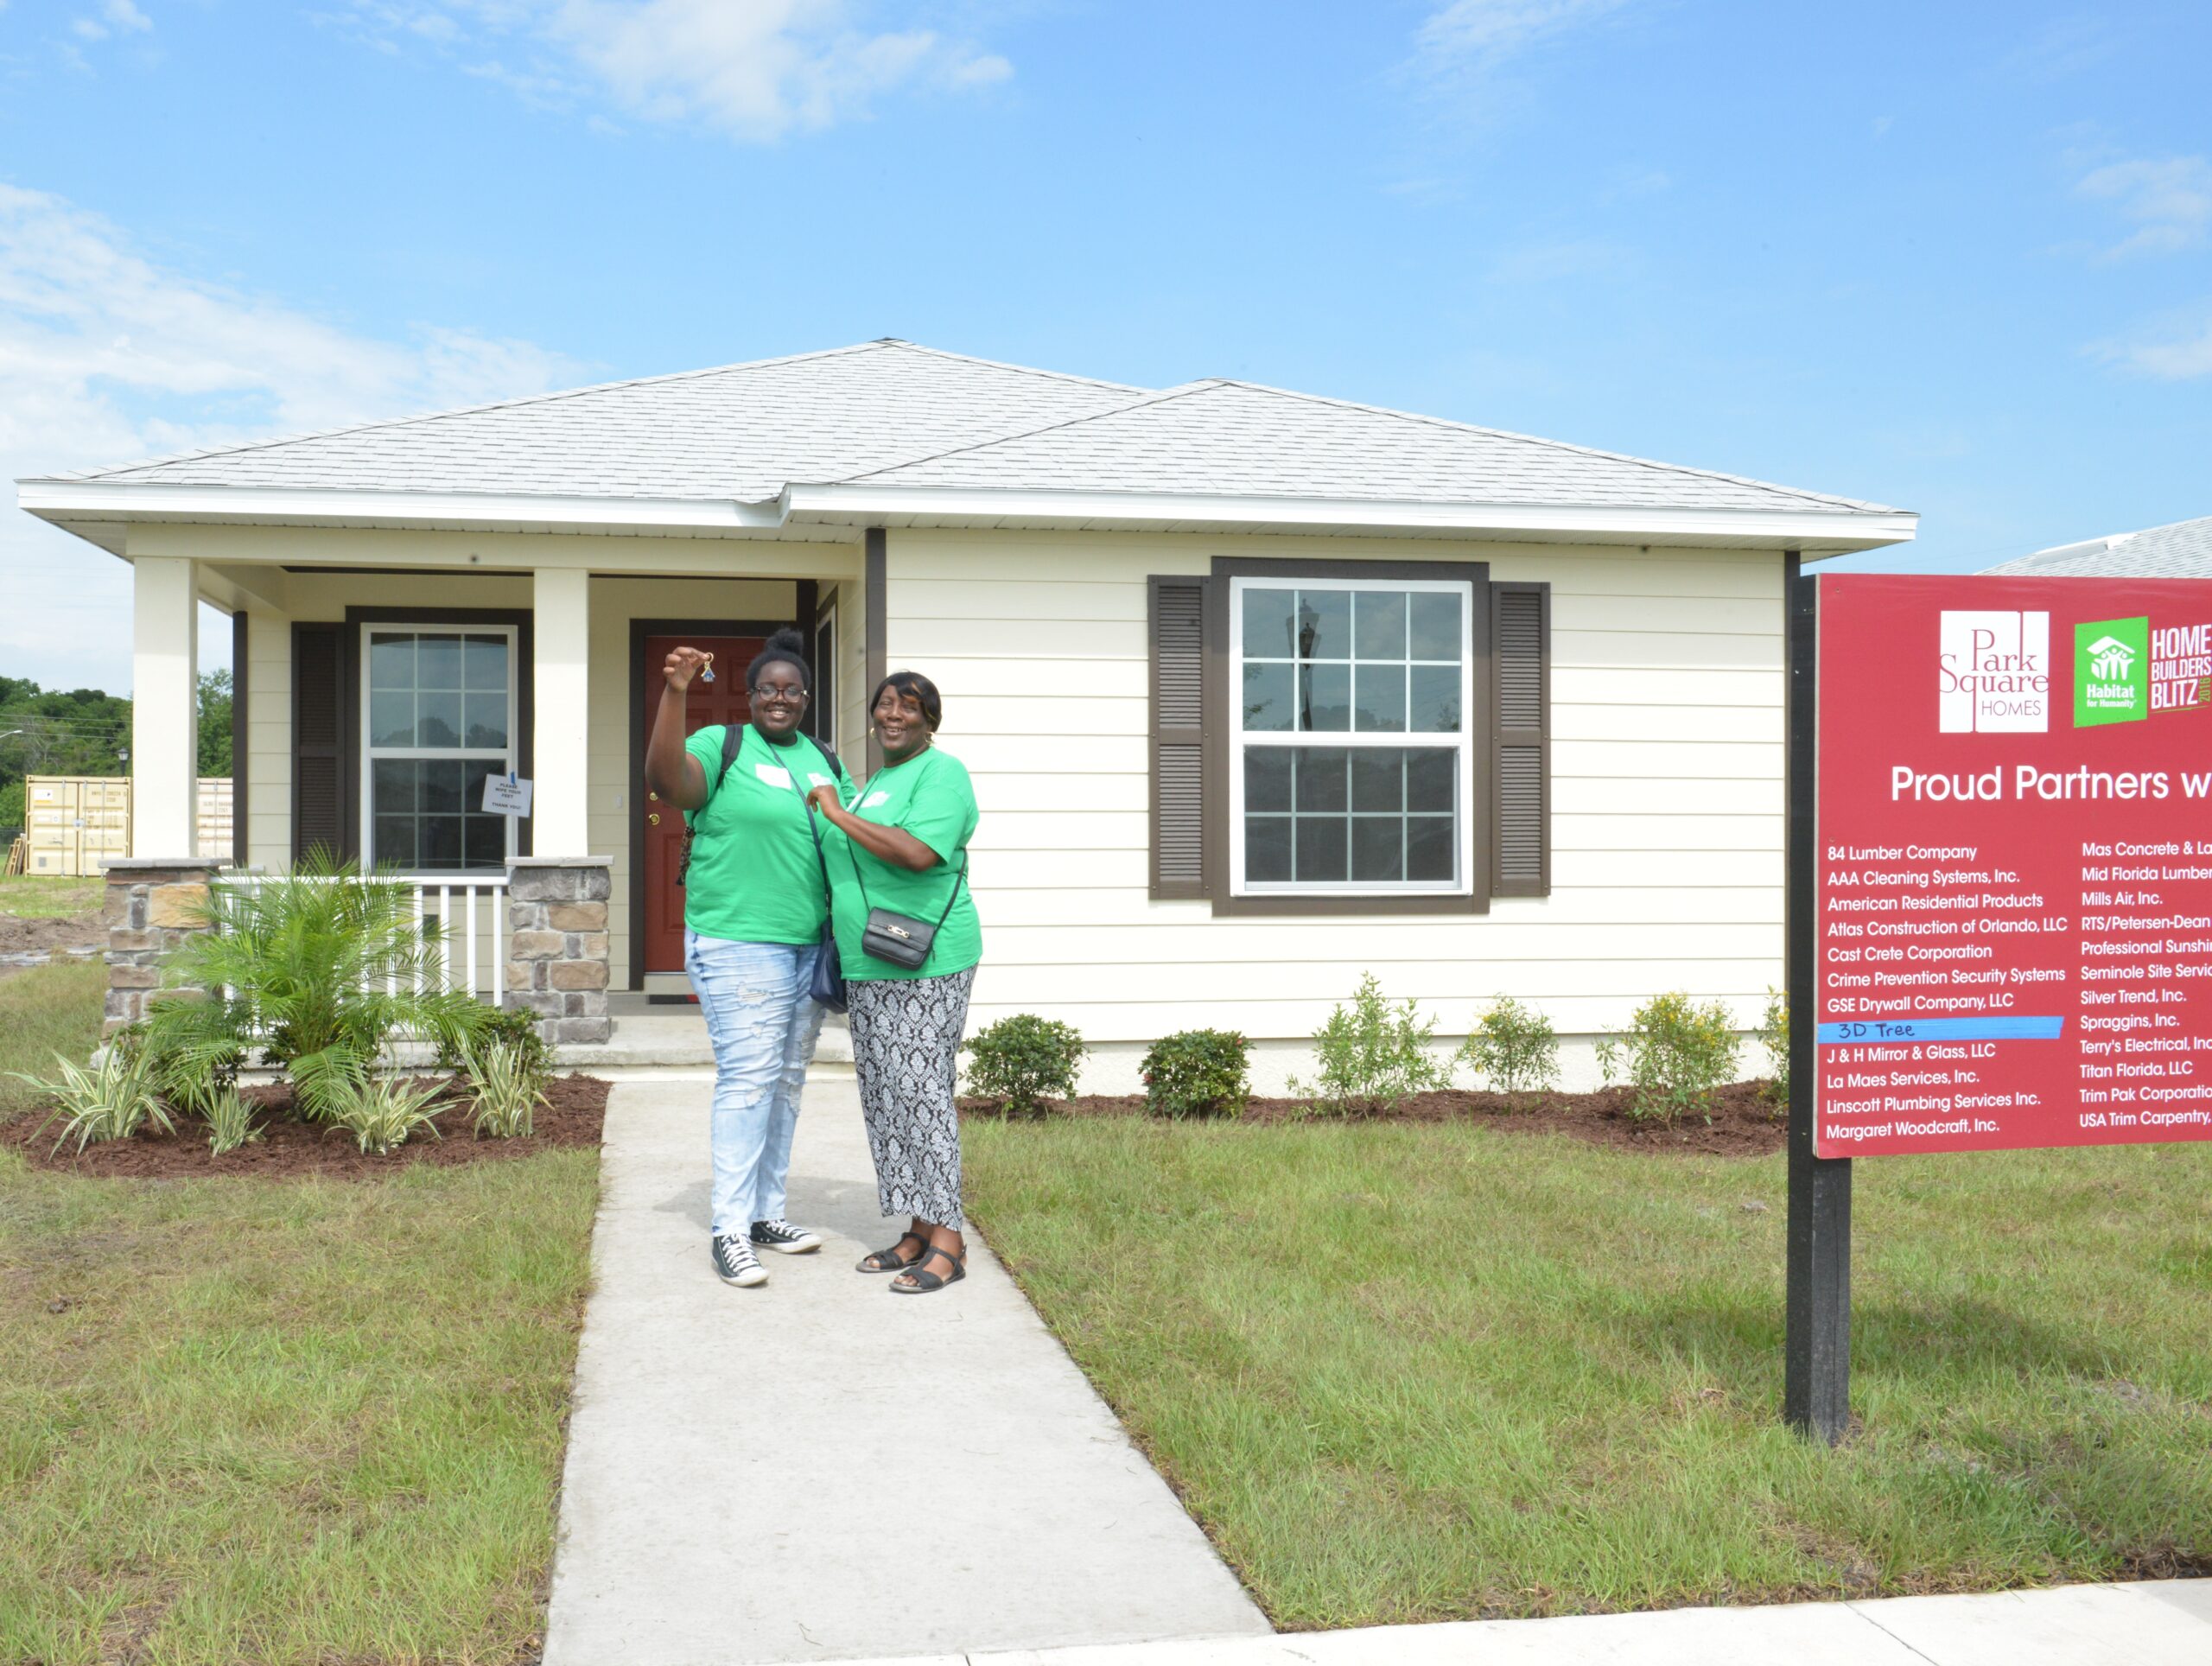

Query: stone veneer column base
left=505, top=857, right=613, bottom=1046
left=102, top=857, right=222, bottom=1040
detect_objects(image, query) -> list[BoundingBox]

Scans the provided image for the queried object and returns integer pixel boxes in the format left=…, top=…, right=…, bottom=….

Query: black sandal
left=890, top=1243, right=965, bottom=1294
left=857, top=1231, right=930, bottom=1274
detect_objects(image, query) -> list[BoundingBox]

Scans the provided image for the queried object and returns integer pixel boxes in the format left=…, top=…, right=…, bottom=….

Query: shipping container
left=22, top=777, right=235, bottom=874
left=26, top=776, right=130, bottom=876
left=197, top=778, right=234, bottom=863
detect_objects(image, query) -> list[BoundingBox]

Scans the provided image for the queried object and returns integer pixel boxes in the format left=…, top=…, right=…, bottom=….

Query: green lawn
left=0, top=958, right=108, bottom=1124
left=965, top=1116, right=2212, bottom=1629
left=0, top=875, right=105, bottom=919
left=0, top=965, right=601, bottom=1665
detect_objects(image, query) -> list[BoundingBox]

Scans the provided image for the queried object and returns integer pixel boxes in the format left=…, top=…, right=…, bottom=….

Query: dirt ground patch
left=0, top=911, right=107, bottom=969
left=960, top=1078, right=1789, bottom=1155
left=8, top=1073, right=608, bottom=1179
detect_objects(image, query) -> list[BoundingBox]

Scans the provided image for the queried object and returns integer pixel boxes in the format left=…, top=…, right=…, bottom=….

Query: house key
left=697, top=652, right=715, bottom=684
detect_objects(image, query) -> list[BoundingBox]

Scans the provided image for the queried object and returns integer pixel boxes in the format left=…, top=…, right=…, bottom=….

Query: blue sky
left=3, top=0, right=2208, bottom=694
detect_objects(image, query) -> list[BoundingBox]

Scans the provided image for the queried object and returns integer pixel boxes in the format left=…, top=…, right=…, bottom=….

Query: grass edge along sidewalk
left=0, top=961, right=601, bottom=1665
left=963, top=1113, right=2212, bottom=1631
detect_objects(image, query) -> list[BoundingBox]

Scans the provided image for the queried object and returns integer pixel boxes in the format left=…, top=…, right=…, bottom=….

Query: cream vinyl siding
left=881, top=527, right=1784, bottom=1046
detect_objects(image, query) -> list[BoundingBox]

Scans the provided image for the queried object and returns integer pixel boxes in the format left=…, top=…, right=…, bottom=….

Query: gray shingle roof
left=848, top=378, right=1892, bottom=513
left=1983, top=515, right=2212, bottom=578
left=41, top=341, right=1142, bottom=502
left=26, top=338, right=1902, bottom=518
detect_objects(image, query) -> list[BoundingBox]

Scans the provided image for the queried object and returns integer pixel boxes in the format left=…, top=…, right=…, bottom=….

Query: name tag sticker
left=862, top=791, right=891, bottom=808
left=807, top=773, right=834, bottom=788
left=754, top=764, right=794, bottom=789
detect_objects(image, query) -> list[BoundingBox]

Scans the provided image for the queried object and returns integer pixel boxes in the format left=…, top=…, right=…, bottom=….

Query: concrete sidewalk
left=543, top=1074, right=1270, bottom=1666
left=815, top=1578, right=2212, bottom=1665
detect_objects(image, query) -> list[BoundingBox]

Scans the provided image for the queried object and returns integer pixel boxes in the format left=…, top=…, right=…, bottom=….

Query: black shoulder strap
left=709, top=722, right=746, bottom=802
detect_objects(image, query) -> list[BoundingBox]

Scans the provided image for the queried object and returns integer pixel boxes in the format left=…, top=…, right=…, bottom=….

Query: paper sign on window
left=482, top=773, right=533, bottom=817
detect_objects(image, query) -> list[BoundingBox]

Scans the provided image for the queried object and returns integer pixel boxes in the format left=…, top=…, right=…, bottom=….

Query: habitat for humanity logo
left=1938, top=611, right=2049, bottom=732
left=2075, top=617, right=2149, bottom=727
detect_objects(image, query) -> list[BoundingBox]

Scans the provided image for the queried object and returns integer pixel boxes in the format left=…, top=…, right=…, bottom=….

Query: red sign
left=1814, top=573, right=2212, bottom=1156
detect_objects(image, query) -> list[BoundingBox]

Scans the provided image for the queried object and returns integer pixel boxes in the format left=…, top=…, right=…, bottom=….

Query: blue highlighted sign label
left=1816, top=1016, right=2065, bottom=1045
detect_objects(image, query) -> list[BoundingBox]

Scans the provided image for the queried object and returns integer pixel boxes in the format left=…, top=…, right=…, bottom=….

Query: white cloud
left=70, top=0, right=150, bottom=42
left=1487, top=238, right=1632, bottom=283
left=2093, top=306, right=2212, bottom=380
left=1411, top=0, right=1630, bottom=93
left=2077, top=155, right=2212, bottom=260
left=327, top=0, right=1014, bottom=140
left=0, top=185, right=582, bottom=692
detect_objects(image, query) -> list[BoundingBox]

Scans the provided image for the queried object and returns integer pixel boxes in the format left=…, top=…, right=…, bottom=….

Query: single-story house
left=19, top=340, right=1915, bottom=1086
left=1982, top=513, right=2212, bottom=578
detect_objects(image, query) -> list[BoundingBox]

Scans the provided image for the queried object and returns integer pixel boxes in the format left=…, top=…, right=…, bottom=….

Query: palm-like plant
left=16, top=1046, right=174, bottom=1154
left=142, top=855, right=492, bottom=1122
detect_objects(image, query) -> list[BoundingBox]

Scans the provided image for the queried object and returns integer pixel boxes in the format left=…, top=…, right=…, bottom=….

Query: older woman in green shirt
left=807, top=670, right=982, bottom=1295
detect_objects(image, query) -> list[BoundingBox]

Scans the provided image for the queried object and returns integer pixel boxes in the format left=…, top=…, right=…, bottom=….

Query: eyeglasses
left=750, top=685, right=809, bottom=705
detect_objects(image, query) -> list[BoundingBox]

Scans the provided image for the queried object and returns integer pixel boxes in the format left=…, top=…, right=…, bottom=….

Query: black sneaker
left=750, top=1218, right=823, bottom=1255
left=711, top=1234, right=767, bottom=1287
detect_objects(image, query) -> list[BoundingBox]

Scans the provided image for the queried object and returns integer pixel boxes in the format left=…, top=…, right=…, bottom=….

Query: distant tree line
left=0, top=671, right=232, bottom=831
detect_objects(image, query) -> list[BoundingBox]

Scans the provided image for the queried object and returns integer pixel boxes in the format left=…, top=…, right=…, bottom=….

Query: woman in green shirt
left=644, top=629, right=855, bottom=1292
left=806, top=670, right=982, bottom=1295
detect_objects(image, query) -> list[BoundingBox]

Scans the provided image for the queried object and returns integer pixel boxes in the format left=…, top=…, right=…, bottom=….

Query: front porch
left=116, top=531, right=874, bottom=1039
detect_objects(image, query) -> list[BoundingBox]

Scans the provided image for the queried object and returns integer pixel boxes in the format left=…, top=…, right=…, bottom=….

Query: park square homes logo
left=2075, top=617, right=2149, bottom=727
left=1938, top=610, right=2050, bottom=733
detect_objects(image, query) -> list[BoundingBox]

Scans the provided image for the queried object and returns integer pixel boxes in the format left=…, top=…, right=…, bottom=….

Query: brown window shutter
left=1491, top=582, right=1549, bottom=897
left=292, top=622, right=352, bottom=865
left=1149, top=575, right=1209, bottom=899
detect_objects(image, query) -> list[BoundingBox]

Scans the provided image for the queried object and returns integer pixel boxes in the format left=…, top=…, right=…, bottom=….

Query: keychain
left=698, top=652, right=715, bottom=684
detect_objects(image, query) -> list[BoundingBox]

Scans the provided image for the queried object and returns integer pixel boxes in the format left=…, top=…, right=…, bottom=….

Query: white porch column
left=130, top=556, right=200, bottom=856
left=531, top=568, right=592, bottom=856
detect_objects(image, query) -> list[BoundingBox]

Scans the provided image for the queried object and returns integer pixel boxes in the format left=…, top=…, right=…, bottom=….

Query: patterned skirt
left=846, top=966, right=977, bottom=1230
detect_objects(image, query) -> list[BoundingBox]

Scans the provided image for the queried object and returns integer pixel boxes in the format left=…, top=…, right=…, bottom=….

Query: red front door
left=642, top=633, right=766, bottom=975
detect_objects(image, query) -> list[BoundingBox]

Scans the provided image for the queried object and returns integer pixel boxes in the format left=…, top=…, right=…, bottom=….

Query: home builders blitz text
left=1814, top=575, right=2212, bottom=1157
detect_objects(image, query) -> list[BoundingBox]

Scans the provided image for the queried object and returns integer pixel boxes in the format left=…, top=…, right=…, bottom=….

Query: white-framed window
left=1228, top=575, right=1472, bottom=895
left=360, top=625, right=518, bottom=873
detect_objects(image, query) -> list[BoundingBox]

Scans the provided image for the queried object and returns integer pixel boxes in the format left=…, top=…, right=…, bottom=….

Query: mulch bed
left=7, top=1074, right=608, bottom=1180
left=959, top=1079, right=1789, bottom=1156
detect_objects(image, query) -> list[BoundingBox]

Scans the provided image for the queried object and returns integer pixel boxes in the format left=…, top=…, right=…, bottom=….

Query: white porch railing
left=215, top=871, right=512, bottom=1004
left=411, top=875, right=512, bottom=1004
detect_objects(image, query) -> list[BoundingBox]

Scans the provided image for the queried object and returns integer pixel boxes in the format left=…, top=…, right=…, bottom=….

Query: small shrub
left=1617, top=992, right=1742, bottom=1125
left=204, top=1086, right=264, bottom=1156
left=16, top=1047, right=173, bottom=1154
left=1456, top=996, right=1560, bottom=1103
left=1141, top=1029, right=1251, bottom=1120
left=1758, top=988, right=1789, bottom=1110
left=467, top=1040, right=548, bottom=1140
left=435, top=1002, right=551, bottom=1083
left=327, top=1074, right=444, bottom=1156
left=140, top=855, right=495, bottom=1117
left=963, top=1014, right=1087, bottom=1116
left=1291, top=973, right=1446, bottom=1115
left=288, top=1043, right=373, bottom=1124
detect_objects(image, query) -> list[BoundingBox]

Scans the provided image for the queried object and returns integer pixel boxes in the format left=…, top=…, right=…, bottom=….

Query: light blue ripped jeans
left=685, top=932, right=827, bottom=1239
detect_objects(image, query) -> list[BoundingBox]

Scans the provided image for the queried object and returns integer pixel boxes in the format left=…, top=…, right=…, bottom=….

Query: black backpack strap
left=710, top=722, right=747, bottom=800
left=678, top=724, right=747, bottom=889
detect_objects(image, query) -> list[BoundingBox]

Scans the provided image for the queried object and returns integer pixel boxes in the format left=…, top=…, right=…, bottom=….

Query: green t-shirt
left=682, top=725, right=855, bottom=945
left=822, top=747, right=982, bottom=981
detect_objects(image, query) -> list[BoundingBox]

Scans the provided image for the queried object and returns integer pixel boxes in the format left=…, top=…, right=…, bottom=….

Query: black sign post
left=1784, top=563, right=1852, bottom=1443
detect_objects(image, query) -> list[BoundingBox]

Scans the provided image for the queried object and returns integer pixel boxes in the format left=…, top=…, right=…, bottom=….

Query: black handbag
left=847, top=843, right=969, bottom=972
